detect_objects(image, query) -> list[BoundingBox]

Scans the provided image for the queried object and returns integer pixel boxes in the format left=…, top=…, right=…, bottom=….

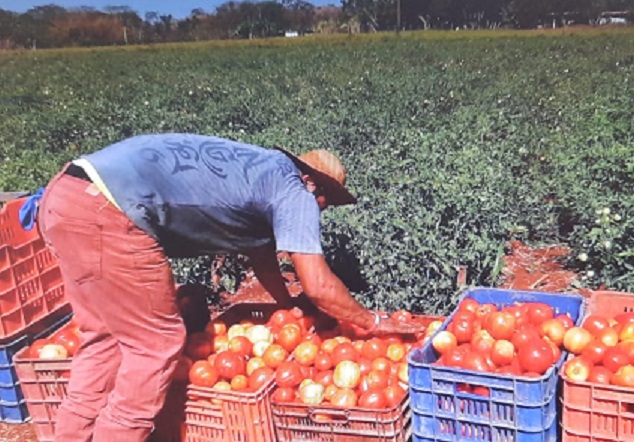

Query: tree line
left=1, top=0, right=632, bottom=49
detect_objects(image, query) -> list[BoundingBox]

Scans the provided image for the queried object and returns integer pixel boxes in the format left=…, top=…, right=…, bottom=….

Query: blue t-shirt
left=81, top=133, right=323, bottom=258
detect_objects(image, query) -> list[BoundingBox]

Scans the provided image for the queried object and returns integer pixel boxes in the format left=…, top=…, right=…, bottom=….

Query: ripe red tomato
left=527, top=303, right=554, bottom=325
left=248, top=366, right=275, bottom=390
left=330, top=388, right=358, bottom=407
left=512, top=325, right=541, bottom=350
left=214, top=351, right=246, bottom=379
left=614, top=313, right=634, bottom=326
left=277, top=324, right=303, bottom=352
left=581, top=340, right=607, bottom=365
left=313, top=370, right=334, bottom=387
left=362, top=338, right=387, bottom=361
left=269, top=310, right=298, bottom=330
left=272, top=387, right=296, bottom=403
left=475, top=303, right=498, bottom=319
left=371, top=357, right=392, bottom=373
left=459, top=299, right=480, bottom=314
left=365, top=370, right=389, bottom=390
left=443, top=347, right=469, bottom=368
left=450, top=318, right=476, bottom=344
left=602, top=348, right=629, bottom=373
left=616, top=340, right=634, bottom=364
left=503, top=305, right=528, bottom=328
left=275, top=361, right=304, bottom=388
left=55, top=332, right=81, bottom=357
left=588, top=366, right=612, bottom=384
left=314, top=352, right=333, bottom=371
left=331, top=342, right=358, bottom=365
left=189, top=360, right=219, bottom=387
left=357, top=358, right=373, bottom=376
left=383, top=385, right=406, bottom=408
left=582, top=315, right=611, bottom=337
left=463, top=354, right=489, bottom=372
left=517, top=339, right=554, bottom=374
left=497, top=364, right=522, bottom=376
left=485, top=312, right=516, bottom=340
left=555, top=314, right=574, bottom=330
left=358, top=390, right=387, bottom=409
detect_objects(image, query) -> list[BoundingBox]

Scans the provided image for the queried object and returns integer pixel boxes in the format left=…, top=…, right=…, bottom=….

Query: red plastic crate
left=561, top=291, right=634, bottom=442
left=0, top=198, right=70, bottom=342
left=13, top=319, right=187, bottom=442
left=184, top=303, right=287, bottom=442
left=272, top=390, right=412, bottom=442
left=270, top=314, right=444, bottom=442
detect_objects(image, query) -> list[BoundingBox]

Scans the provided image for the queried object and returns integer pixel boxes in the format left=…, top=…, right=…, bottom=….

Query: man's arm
left=246, top=244, right=293, bottom=308
left=290, top=252, right=376, bottom=331
left=291, top=253, right=425, bottom=336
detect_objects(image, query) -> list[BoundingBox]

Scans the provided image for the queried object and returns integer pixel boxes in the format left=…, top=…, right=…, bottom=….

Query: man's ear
left=302, top=174, right=317, bottom=193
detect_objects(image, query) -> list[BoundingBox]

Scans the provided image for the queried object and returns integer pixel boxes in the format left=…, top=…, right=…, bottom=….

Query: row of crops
left=1, top=29, right=633, bottom=315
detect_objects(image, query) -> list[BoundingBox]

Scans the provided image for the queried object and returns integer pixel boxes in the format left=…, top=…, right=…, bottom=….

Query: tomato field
left=1, top=28, right=633, bottom=317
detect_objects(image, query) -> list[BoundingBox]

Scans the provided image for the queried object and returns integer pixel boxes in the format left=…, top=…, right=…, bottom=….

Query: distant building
left=284, top=31, right=299, bottom=38
left=598, top=11, right=633, bottom=25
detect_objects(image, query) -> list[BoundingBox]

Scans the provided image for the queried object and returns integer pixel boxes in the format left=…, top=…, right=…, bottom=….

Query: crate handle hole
left=621, top=402, right=634, bottom=415
left=308, top=408, right=350, bottom=424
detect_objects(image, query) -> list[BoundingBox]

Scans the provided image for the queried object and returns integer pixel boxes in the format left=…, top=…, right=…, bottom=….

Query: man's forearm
left=248, top=247, right=293, bottom=306
left=307, top=277, right=375, bottom=331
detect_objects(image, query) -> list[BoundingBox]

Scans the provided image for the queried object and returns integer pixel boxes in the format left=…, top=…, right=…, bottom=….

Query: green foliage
left=1, top=30, right=633, bottom=315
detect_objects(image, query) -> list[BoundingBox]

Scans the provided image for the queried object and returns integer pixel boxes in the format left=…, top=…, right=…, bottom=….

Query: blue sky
left=1, top=0, right=340, bottom=20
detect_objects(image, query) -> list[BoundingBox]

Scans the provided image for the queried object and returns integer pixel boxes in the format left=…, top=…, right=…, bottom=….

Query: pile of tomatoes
left=563, top=312, right=634, bottom=387
left=28, top=319, right=81, bottom=360
left=185, top=307, right=441, bottom=410
left=270, top=310, right=441, bottom=410
left=184, top=307, right=317, bottom=394
left=431, top=298, right=575, bottom=383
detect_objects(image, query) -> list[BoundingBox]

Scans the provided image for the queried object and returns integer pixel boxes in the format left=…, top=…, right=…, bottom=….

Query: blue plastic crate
left=408, top=287, right=586, bottom=442
left=0, top=313, right=72, bottom=423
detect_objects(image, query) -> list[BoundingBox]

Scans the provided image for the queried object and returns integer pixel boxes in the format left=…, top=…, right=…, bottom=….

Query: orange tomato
left=277, top=324, right=304, bottom=352
left=262, top=344, right=289, bottom=369
left=294, top=341, right=319, bottom=366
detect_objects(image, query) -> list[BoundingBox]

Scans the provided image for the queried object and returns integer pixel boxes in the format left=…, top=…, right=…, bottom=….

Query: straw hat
left=276, top=147, right=357, bottom=206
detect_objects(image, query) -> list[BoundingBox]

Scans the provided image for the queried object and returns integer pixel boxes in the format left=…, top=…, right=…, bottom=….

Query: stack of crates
left=0, top=197, right=72, bottom=423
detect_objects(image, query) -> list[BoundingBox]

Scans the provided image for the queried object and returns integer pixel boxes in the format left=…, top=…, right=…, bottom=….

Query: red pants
left=38, top=165, right=186, bottom=442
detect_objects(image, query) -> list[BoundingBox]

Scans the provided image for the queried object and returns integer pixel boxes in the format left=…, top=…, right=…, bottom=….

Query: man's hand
left=374, top=315, right=425, bottom=336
